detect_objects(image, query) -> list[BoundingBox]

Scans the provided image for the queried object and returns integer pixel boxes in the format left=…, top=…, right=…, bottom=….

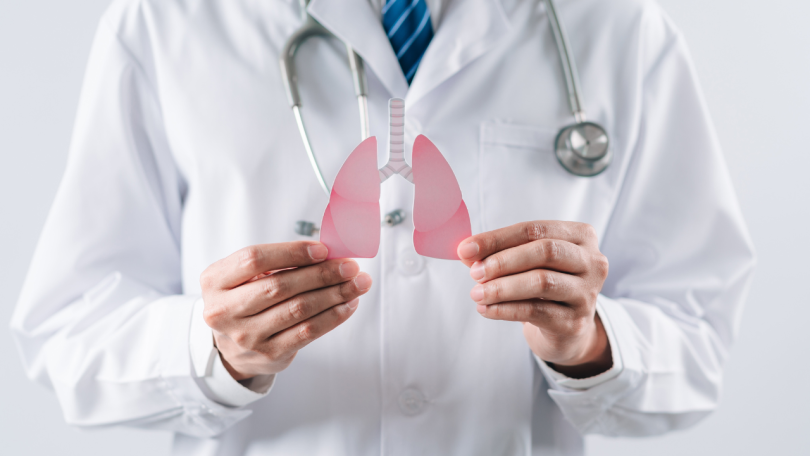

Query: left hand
left=457, top=221, right=612, bottom=378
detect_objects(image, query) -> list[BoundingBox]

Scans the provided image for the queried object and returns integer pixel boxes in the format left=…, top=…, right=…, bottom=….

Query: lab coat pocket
left=478, top=120, right=614, bottom=232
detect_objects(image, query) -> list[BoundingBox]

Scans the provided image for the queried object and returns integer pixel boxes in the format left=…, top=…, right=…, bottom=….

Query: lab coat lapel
left=406, top=0, right=511, bottom=107
left=308, top=0, right=410, bottom=98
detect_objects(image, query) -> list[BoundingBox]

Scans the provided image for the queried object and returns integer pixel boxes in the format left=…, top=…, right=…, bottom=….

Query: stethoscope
left=281, top=0, right=611, bottom=233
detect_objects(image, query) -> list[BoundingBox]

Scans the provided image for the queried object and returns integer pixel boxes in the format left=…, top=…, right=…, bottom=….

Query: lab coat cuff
left=538, top=296, right=646, bottom=435
left=535, top=301, right=623, bottom=391
left=190, top=299, right=275, bottom=407
left=155, top=295, right=253, bottom=437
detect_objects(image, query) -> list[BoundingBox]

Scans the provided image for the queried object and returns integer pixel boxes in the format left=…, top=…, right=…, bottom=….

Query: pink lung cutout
left=412, top=135, right=472, bottom=259
left=320, top=137, right=380, bottom=259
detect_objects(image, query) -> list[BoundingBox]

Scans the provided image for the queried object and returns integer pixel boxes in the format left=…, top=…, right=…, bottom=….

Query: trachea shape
left=379, top=98, right=413, bottom=183
left=319, top=99, right=471, bottom=260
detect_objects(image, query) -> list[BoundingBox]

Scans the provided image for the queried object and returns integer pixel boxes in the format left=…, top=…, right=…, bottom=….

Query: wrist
left=213, top=332, right=254, bottom=381
left=219, top=351, right=254, bottom=381
left=548, top=314, right=612, bottom=379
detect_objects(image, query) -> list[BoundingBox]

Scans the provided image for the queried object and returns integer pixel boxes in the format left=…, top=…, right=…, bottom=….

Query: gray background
left=1, top=0, right=807, bottom=455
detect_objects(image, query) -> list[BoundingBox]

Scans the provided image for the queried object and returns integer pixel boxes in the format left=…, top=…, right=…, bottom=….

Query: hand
left=457, top=221, right=612, bottom=378
left=200, top=242, right=372, bottom=380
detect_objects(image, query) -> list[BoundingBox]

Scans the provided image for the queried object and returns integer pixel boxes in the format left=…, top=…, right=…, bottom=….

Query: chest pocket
left=478, top=120, right=615, bottom=232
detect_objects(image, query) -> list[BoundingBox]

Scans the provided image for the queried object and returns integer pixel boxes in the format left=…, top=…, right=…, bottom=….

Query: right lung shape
left=319, top=137, right=381, bottom=259
left=412, top=135, right=472, bottom=260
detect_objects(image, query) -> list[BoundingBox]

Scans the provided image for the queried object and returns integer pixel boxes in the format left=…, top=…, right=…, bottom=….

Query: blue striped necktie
left=382, top=0, right=433, bottom=84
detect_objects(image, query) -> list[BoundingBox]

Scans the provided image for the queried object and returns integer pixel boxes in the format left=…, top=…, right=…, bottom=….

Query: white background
left=1, top=1, right=808, bottom=455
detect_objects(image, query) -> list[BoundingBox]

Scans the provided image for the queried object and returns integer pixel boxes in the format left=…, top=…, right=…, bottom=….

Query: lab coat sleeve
left=9, top=16, right=253, bottom=437
left=539, top=28, right=756, bottom=436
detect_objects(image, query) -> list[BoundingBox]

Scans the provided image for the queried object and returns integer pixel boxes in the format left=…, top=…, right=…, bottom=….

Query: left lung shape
left=412, top=135, right=472, bottom=260
left=320, top=137, right=381, bottom=259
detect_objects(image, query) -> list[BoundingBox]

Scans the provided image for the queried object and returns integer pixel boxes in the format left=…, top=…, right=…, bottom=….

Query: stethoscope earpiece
left=555, top=122, right=612, bottom=177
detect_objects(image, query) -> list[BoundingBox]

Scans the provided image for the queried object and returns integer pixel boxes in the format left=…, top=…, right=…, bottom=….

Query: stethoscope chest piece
left=555, top=121, right=612, bottom=177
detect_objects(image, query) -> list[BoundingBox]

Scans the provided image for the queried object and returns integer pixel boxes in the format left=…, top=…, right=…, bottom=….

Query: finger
left=248, top=272, right=372, bottom=338
left=208, top=241, right=330, bottom=289
left=457, top=221, right=598, bottom=265
left=231, top=259, right=361, bottom=316
left=264, top=296, right=361, bottom=355
left=476, top=299, right=579, bottom=330
left=470, top=269, right=585, bottom=306
left=470, top=239, right=588, bottom=283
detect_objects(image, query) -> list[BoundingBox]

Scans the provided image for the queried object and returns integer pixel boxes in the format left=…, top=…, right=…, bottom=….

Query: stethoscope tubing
left=280, top=0, right=370, bottom=196
left=280, top=0, right=610, bottom=193
left=544, top=0, right=586, bottom=123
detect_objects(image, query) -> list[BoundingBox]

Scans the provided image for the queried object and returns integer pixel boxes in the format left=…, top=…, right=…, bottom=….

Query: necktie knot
left=382, top=0, right=433, bottom=84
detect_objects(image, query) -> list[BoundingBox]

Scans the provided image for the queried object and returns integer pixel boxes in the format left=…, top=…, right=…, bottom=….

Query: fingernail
left=339, top=261, right=359, bottom=278
left=477, top=304, right=487, bottom=314
left=346, top=298, right=360, bottom=311
left=354, top=273, right=372, bottom=291
left=470, top=284, right=484, bottom=302
left=458, top=241, right=479, bottom=260
left=470, top=261, right=486, bottom=281
left=308, top=244, right=328, bottom=260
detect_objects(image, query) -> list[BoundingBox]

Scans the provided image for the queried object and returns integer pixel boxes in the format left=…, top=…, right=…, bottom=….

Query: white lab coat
left=11, top=0, right=755, bottom=454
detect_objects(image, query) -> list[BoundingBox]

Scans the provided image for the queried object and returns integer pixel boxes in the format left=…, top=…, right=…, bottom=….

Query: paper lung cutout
left=320, top=137, right=381, bottom=259
left=318, top=107, right=471, bottom=261
left=412, top=135, right=472, bottom=259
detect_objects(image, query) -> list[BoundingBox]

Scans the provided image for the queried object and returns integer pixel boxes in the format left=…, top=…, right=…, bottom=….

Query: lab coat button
left=398, top=388, right=426, bottom=415
left=398, top=249, right=425, bottom=276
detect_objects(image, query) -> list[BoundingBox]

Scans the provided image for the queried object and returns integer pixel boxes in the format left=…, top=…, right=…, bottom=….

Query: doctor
left=11, top=0, right=754, bottom=454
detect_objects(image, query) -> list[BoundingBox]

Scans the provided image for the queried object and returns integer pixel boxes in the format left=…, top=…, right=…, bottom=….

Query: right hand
left=200, top=241, right=371, bottom=380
